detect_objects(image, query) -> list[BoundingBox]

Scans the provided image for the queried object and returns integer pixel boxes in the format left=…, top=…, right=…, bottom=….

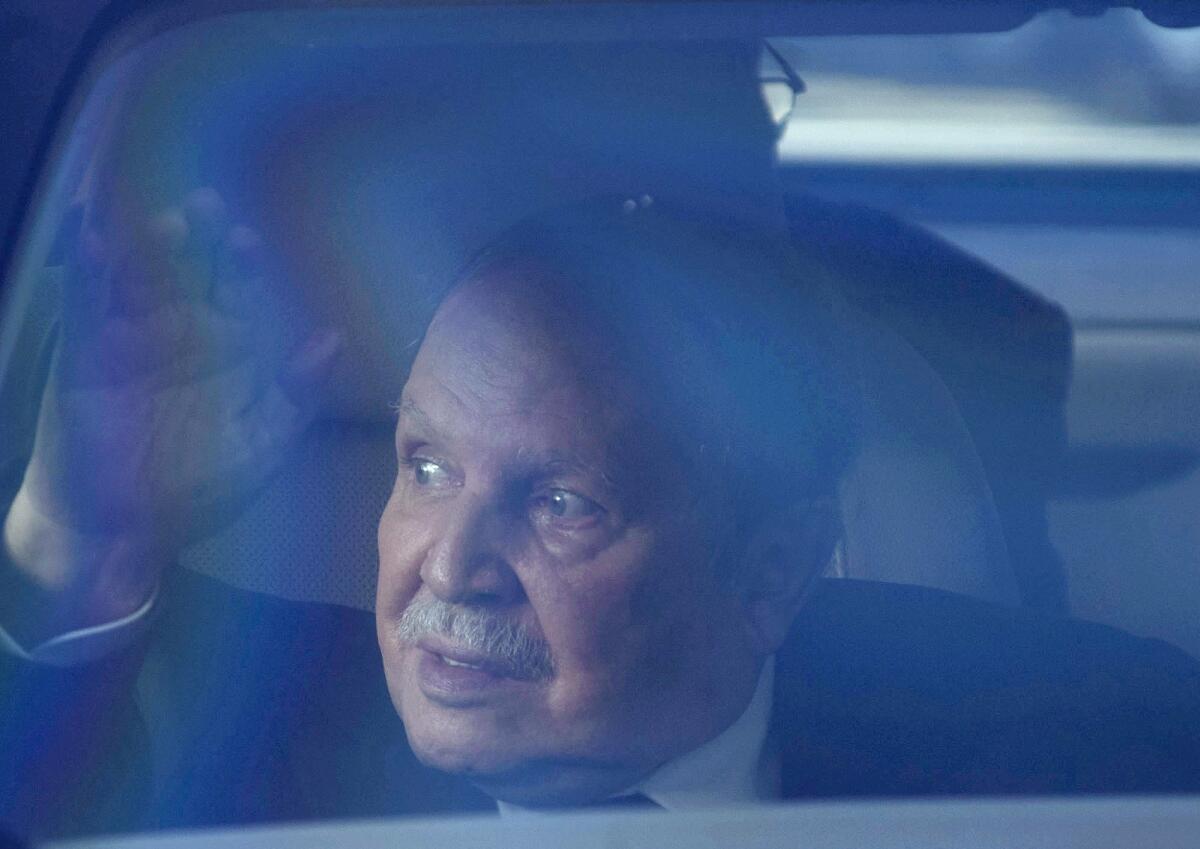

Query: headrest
left=787, top=194, right=1072, bottom=612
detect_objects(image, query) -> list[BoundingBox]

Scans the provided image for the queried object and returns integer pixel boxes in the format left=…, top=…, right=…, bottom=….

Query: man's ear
left=737, top=497, right=840, bottom=655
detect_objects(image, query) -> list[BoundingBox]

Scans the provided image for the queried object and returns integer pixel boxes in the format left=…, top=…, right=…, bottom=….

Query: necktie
left=585, top=793, right=663, bottom=810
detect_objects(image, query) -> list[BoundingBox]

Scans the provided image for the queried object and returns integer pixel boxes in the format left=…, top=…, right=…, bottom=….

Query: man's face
left=376, top=270, right=761, bottom=805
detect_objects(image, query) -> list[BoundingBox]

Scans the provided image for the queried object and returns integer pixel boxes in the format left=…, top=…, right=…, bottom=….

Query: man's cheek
left=376, top=512, right=425, bottom=616
left=537, top=575, right=639, bottom=666
left=630, top=561, right=727, bottom=679
left=539, top=594, right=666, bottom=725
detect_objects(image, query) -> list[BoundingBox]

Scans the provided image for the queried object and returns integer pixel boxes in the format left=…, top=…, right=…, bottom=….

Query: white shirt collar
left=632, top=655, right=777, bottom=810
left=497, top=656, right=777, bottom=815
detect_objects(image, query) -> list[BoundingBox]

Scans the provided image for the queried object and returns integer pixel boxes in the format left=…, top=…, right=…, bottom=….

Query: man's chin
left=410, top=743, right=646, bottom=808
left=405, top=724, right=512, bottom=776
left=400, top=714, right=649, bottom=807
left=397, top=688, right=529, bottom=772
left=389, top=656, right=649, bottom=805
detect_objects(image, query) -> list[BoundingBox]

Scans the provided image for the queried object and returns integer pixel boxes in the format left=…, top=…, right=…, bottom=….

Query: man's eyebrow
left=394, top=399, right=436, bottom=433
left=395, top=400, right=618, bottom=489
left=531, top=450, right=618, bottom=491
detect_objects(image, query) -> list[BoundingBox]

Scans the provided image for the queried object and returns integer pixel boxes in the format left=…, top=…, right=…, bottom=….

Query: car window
left=771, top=9, right=1200, bottom=322
left=765, top=9, right=1200, bottom=655
left=1, top=3, right=1198, bottom=843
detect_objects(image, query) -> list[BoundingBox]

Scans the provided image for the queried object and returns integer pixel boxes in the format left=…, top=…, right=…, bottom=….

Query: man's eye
left=407, top=458, right=451, bottom=488
left=533, top=489, right=604, bottom=522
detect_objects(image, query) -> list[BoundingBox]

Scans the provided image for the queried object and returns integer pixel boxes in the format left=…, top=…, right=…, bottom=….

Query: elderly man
left=4, top=195, right=1199, bottom=839
left=377, top=200, right=852, bottom=808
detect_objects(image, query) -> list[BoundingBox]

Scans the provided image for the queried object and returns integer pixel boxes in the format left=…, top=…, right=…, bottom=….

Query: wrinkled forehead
left=402, top=263, right=721, bottom=519
left=407, top=266, right=635, bottom=424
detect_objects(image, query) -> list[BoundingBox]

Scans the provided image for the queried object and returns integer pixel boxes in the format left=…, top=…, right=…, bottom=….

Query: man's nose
left=420, top=493, right=524, bottom=607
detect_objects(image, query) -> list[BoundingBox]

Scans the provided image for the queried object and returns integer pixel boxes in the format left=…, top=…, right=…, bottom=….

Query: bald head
left=442, top=197, right=858, bottom=542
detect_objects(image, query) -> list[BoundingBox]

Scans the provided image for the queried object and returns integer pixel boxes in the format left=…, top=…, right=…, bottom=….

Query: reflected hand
left=3, top=189, right=340, bottom=634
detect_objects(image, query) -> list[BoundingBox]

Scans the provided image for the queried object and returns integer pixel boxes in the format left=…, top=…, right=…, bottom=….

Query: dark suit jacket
left=3, top=569, right=1199, bottom=840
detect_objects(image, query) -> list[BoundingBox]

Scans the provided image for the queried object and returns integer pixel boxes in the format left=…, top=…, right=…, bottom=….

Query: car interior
left=37, top=6, right=1187, bottom=658
left=0, top=1, right=1198, bottom=843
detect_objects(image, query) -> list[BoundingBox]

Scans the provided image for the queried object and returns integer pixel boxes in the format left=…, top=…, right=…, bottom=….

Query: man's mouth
left=418, top=638, right=510, bottom=675
left=394, top=596, right=554, bottom=681
left=413, top=638, right=531, bottom=704
left=441, top=656, right=483, bottom=670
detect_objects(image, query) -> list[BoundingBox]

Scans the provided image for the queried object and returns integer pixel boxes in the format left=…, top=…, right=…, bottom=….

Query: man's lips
left=412, top=638, right=537, bottom=705
left=408, top=637, right=549, bottom=705
left=416, top=637, right=514, bottom=677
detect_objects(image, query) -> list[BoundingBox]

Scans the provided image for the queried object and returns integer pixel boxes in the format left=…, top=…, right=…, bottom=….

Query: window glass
left=769, top=9, right=1200, bottom=322
left=1, top=4, right=1198, bottom=840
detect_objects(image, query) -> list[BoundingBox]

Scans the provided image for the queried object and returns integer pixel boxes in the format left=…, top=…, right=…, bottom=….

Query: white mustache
left=395, top=596, right=554, bottom=681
